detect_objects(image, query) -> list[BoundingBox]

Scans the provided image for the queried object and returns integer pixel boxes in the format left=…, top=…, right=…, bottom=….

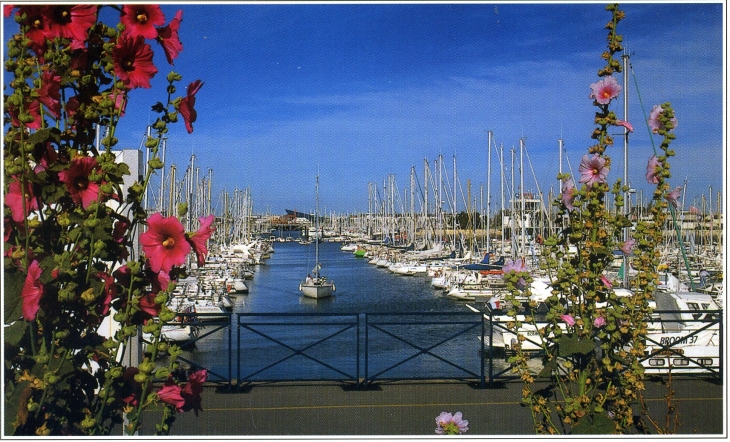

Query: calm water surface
left=179, top=239, right=489, bottom=382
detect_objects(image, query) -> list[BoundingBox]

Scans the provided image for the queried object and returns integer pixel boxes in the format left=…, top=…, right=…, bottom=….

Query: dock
left=141, top=377, right=725, bottom=436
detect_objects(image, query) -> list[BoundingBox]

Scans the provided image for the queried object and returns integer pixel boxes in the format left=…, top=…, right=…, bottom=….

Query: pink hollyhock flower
left=22, top=260, right=43, bottom=321
left=156, top=9, right=184, bottom=65
left=140, top=213, right=191, bottom=274
left=594, top=316, right=607, bottom=328
left=666, top=186, right=682, bottom=208
left=502, top=258, right=529, bottom=275
left=157, top=377, right=186, bottom=411
left=4, top=5, right=16, bottom=17
left=42, top=5, right=97, bottom=50
left=615, top=119, right=633, bottom=132
left=113, top=35, right=158, bottom=89
left=187, top=215, right=216, bottom=267
left=179, top=79, right=204, bottom=134
left=561, top=178, right=577, bottom=212
left=96, top=272, right=116, bottom=317
left=138, top=292, right=160, bottom=317
left=589, top=75, right=621, bottom=105
left=38, top=70, right=61, bottom=119
left=620, top=238, right=635, bottom=256
left=8, top=99, right=42, bottom=130
left=578, top=154, right=609, bottom=188
left=648, top=104, right=678, bottom=134
left=58, top=156, right=101, bottom=209
left=646, top=155, right=660, bottom=185
left=600, top=275, right=613, bottom=289
left=435, top=411, right=469, bottom=435
left=32, top=142, right=58, bottom=174
left=121, top=4, right=165, bottom=40
left=14, top=6, right=52, bottom=54
left=560, top=314, right=575, bottom=327
left=181, top=369, right=207, bottom=413
left=5, top=177, right=40, bottom=223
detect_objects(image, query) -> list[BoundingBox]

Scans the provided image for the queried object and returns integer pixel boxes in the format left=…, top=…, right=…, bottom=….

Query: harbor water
left=174, top=238, right=494, bottom=382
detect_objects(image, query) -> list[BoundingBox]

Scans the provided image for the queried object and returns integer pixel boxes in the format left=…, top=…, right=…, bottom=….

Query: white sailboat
left=299, top=175, right=335, bottom=299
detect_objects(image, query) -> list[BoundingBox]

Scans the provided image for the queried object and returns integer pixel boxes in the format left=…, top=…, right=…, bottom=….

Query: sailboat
left=299, top=175, right=335, bottom=299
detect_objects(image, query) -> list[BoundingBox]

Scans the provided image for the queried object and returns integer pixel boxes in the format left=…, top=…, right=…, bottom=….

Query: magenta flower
left=620, top=238, right=635, bottom=256
left=181, top=369, right=208, bottom=412
left=614, top=119, right=633, bottom=132
left=561, top=178, right=577, bottom=212
left=600, top=275, right=613, bottom=289
left=156, top=9, right=184, bottom=65
left=179, top=79, right=204, bottom=134
left=578, top=154, right=609, bottom=188
left=560, top=314, right=575, bottom=327
left=38, top=70, right=61, bottom=119
left=435, top=411, right=469, bottom=435
left=5, top=176, right=40, bottom=223
left=594, top=316, right=607, bottom=328
left=187, top=214, right=216, bottom=267
left=157, top=377, right=185, bottom=411
left=21, top=260, right=43, bottom=321
left=140, top=213, right=191, bottom=274
left=42, top=5, right=97, bottom=50
left=589, top=75, right=621, bottom=105
left=120, top=4, right=165, bottom=40
left=646, top=155, right=660, bottom=185
left=666, top=186, right=682, bottom=208
left=112, top=35, right=158, bottom=89
left=58, top=156, right=101, bottom=209
left=648, top=104, right=678, bottom=134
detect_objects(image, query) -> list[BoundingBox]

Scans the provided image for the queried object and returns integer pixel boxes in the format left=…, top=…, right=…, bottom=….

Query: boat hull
left=299, top=280, right=335, bottom=299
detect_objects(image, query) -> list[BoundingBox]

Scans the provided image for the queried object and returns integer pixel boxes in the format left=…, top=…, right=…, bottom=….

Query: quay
left=142, top=377, right=725, bottom=436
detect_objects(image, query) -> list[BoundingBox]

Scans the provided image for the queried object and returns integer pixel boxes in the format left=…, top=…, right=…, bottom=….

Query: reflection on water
left=164, top=240, right=509, bottom=381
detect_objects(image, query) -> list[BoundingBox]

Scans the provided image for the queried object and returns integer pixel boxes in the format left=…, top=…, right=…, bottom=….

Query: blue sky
left=4, top=2, right=726, bottom=216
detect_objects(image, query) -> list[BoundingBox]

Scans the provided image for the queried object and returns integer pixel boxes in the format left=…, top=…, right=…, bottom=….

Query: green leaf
left=4, top=270, right=24, bottom=323
left=4, top=320, right=28, bottom=346
left=571, top=411, right=615, bottom=434
left=557, top=335, right=596, bottom=357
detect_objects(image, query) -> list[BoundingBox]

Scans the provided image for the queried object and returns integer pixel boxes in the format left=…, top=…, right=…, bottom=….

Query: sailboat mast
left=486, top=130, right=492, bottom=252
left=622, top=51, right=630, bottom=288
left=315, top=175, right=320, bottom=277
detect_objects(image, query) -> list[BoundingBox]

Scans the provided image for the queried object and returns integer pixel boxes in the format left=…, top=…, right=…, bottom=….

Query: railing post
left=356, top=314, right=361, bottom=387
left=227, top=313, right=232, bottom=389
left=480, top=311, right=485, bottom=388
left=364, top=313, right=369, bottom=386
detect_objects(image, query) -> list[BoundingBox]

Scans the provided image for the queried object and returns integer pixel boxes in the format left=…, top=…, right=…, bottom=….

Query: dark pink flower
left=42, top=5, right=97, bottom=50
left=179, top=80, right=203, bottom=134
left=560, top=314, right=575, bottom=327
left=648, top=104, right=678, bottom=134
left=578, top=154, right=609, bottom=188
left=187, top=215, right=216, bottom=267
left=435, top=411, right=469, bottom=435
left=121, top=4, right=165, bottom=40
left=58, top=156, right=100, bottom=209
left=22, top=260, right=43, bottom=321
left=615, top=119, right=633, bottom=132
left=110, top=89, right=128, bottom=116
left=96, top=272, right=116, bottom=317
left=589, top=75, right=621, bottom=105
left=157, top=377, right=185, bottom=411
left=156, top=10, right=183, bottom=65
left=15, top=6, right=53, bottom=54
left=5, top=176, right=40, bottom=223
left=666, top=186, right=682, bottom=208
left=112, top=35, right=158, bottom=89
left=561, top=178, right=577, bottom=212
left=140, top=213, right=190, bottom=274
left=37, top=70, right=62, bottom=119
left=620, top=238, right=635, bottom=256
left=8, top=99, right=42, bottom=130
left=646, top=155, right=660, bottom=185
left=138, top=292, right=160, bottom=317
left=181, top=369, right=207, bottom=412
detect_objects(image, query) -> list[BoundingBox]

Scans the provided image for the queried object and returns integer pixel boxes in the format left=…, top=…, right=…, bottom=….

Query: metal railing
left=149, top=309, right=722, bottom=388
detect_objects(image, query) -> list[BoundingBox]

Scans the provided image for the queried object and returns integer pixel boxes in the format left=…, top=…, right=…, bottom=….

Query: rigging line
left=630, top=64, right=658, bottom=157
